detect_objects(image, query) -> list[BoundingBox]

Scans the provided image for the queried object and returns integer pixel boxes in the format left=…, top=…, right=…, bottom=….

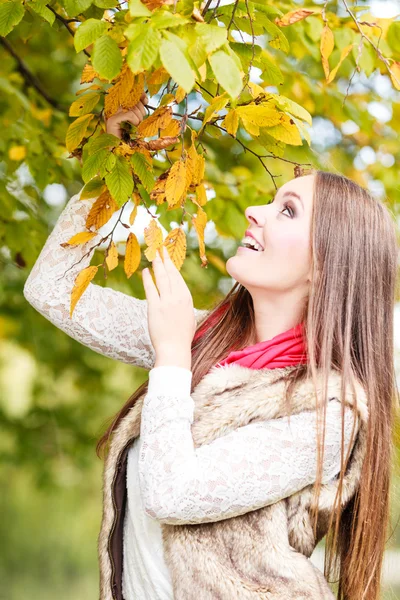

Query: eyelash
left=279, top=202, right=294, bottom=218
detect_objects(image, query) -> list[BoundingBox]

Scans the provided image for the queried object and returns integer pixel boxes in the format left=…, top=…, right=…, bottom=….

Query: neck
left=249, top=291, right=307, bottom=344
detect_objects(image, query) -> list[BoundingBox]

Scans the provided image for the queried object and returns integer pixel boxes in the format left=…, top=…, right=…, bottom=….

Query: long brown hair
left=96, top=169, right=400, bottom=600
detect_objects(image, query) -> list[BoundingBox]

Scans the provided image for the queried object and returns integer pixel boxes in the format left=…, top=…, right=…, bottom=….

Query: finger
left=137, top=101, right=147, bottom=117
left=152, top=249, right=171, bottom=296
left=113, top=109, right=142, bottom=126
left=141, top=92, right=149, bottom=105
left=142, top=268, right=160, bottom=304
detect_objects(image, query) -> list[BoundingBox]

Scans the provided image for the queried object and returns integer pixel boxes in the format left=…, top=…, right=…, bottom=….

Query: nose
left=245, top=206, right=263, bottom=227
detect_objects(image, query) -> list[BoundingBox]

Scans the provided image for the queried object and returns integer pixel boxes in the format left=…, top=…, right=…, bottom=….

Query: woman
left=23, top=95, right=399, bottom=600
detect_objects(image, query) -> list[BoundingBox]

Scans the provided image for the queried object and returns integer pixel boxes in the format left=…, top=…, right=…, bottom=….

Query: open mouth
left=240, top=236, right=264, bottom=252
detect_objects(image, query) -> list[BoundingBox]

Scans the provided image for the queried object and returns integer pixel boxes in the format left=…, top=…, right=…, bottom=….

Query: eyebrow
left=282, top=191, right=304, bottom=211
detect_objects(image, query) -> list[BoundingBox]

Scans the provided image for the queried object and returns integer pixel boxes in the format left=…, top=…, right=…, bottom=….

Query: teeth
left=240, top=235, right=263, bottom=252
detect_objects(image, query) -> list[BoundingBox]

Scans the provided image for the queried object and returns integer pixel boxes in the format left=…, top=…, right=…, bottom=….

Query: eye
left=279, top=202, right=294, bottom=218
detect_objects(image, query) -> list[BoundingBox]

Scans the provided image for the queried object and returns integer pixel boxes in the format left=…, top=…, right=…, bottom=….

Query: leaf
left=127, top=27, right=161, bottom=74
left=0, top=0, right=25, bottom=36
left=320, top=25, right=335, bottom=79
left=85, top=189, right=119, bottom=229
left=144, top=218, right=164, bottom=261
left=327, top=43, right=354, bottom=83
left=66, top=114, right=95, bottom=152
left=105, top=241, right=119, bottom=271
left=124, top=232, right=141, bottom=278
left=163, top=227, right=187, bottom=270
left=86, top=133, right=120, bottom=155
left=195, top=182, right=208, bottom=206
left=199, top=92, right=230, bottom=134
left=63, top=0, right=93, bottom=18
left=130, top=152, right=154, bottom=193
left=389, top=62, right=400, bottom=91
left=62, top=231, right=98, bottom=245
left=28, top=0, right=55, bottom=25
left=74, top=18, right=108, bottom=53
left=195, top=22, right=227, bottom=54
left=165, top=159, right=187, bottom=207
left=236, top=104, right=281, bottom=136
left=129, top=0, right=152, bottom=17
left=191, top=205, right=208, bottom=266
left=69, top=92, right=101, bottom=117
left=159, top=38, right=195, bottom=93
left=80, top=177, right=106, bottom=199
left=265, top=114, right=303, bottom=145
left=8, top=145, right=26, bottom=160
left=221, top=109, right=239, bottom=136
left=105, top=155, right=134, bottom=207
left=266, top=93, right=312, bottom=124
left=275, top=9, right=314, bottom=27
left=208, top=49, right=243, bottom=99
left=92, top=35, right=122, bottom=81
left=387, top=22, right=400, bottom=56
left=82, top=148, right=109, bottom=182
left=70, top=266, right=98, bottom=318
left=137, top=105, right=172, bottom=137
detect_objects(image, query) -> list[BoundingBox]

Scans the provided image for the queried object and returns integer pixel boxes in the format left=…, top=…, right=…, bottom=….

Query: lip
left=245, top=229, right=264, bottom=250
left=236, top=245, right=261, bottom=254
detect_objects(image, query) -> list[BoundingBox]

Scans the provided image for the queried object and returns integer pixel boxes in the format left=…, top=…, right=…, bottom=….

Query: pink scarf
left=194, top=304, right=308, bottom=370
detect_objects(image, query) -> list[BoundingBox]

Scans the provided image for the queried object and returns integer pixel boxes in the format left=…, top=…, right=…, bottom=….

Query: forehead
left=277, top=174, right=315, bottom=207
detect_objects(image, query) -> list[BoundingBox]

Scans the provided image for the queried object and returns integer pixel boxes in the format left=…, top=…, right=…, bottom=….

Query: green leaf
left=94, top=0, right=119, bottom=7
left=86, top=133, right=121, bottom=155
left=208, top=49, right=243, bottom=99
left=159, top=38, right=195, bottom=93
left=82, top=148, right=109, bottom=182
left=150, top=11, right=190, bottom=29
left=195, top=23, right=227, bottom=54
left=74, top=18, right=108, bottom=53
left=80, top=176, right=106, bottom=198
left=28, top=0, right=55, bottom=25
left=129, top=0, right=151, bottom=17
left=105, top=155, right=133, bottom=207
left=127, top=27, right=161, bottom=74
left=387, top=22, right=400, bottom=56
left=63, top=0, right=93, bottom=18
left=66, top=114, right=95, bottom=152
left=0, top=0, right=25, bottom=36
left=91, top=35, right=122, bottom=81
left=69, top=92, right=101, bottom=117
left=131, top=152, right=154, bottom=194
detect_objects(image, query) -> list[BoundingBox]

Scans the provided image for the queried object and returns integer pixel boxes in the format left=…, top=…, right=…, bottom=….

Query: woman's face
left=226, top=174, right=315, bottom=294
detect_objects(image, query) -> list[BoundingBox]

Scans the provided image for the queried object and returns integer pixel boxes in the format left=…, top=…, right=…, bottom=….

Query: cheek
left=265, top=231, right=309, bottom=264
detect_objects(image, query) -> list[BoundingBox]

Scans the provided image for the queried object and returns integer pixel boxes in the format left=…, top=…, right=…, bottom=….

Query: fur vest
left=97, top=363, right=368, bottom=600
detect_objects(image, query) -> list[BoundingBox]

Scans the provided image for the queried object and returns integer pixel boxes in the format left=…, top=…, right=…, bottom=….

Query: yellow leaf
left=195, top=182, right=208, bottom=206
left=129, top=205, right=138, bottom=225
left=221, top=109, right=239, bottom=136
left=327, top=43, right=354, bottom=83
left=175, top=86, right=187, bottom=104
left=8, top=146, right=26, bottom=161
left=389, top=62, right=400, bottom=91
left=137, top=106, right=173, bottom=137
left=163, top=227, right=187, bottom=270
left=199, top=92, right=230, bottom=134
left=160, top=118, right=181, bottom=138
left=266, top=114, right=303, bottom=145
left=149, top=177, right=167, bottom=205
left=70, top=266, right=98, bottom=318
left=69, top=92, right=101, bottom=117
left=66, top=114, right=95, bottom=152
left=275, top=9, right=314, bottom=27
left=63, top=231, right=98, bottom=245
left=143, top=218, right=164, bottom=261
left=124, top=232, right=141, bottom=278
left=165, top=159, right=187, bottom=207
left=106, top=241, right=119, bottom=271
left=86, top=190, right=119, bottom=230
left=320, top=25, right=335, bottom=79
left=191, top=205, right=208, bottom=267
left=236, top=104, right=281, bottom=136
left=80, top=63, right=101, bottom=84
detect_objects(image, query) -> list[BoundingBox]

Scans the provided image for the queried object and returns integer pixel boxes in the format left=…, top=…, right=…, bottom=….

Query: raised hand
left=105, top=92, right=149, bottom=139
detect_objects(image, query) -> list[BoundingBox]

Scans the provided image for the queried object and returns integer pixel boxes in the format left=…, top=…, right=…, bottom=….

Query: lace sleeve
left=23, top=188, right=210, bottom=370
left=137, top=366, right=360, bottom=525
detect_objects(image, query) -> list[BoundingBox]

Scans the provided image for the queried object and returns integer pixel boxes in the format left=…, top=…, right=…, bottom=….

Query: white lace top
left=23, top=189, right=359, bottom=600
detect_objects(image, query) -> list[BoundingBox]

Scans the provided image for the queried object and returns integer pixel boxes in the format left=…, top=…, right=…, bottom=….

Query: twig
left=47, top=6, right=91, bottom=58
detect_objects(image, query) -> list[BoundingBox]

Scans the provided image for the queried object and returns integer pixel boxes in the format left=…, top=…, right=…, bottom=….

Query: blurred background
left=1, top=0, right=400, bottom=598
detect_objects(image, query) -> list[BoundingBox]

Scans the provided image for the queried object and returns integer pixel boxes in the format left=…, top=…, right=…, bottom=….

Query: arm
left=138, top=366, right=359, bottom=525
left=23, top=188, right=210, bottom=369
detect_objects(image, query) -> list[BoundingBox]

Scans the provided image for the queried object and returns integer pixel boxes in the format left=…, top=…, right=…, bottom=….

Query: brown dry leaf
left=143, top=218, right=164, bottom=261
left=81, top=64, right=99, bottom=84
left=106, top=241, right=119, bottom=271
left=121, top=72, right=146, bottom=112
left=137, top=106, right=173, bottom=137
left=147, top=67, right=170, bottom=95
left=165, top=159, right=187, bottom=207
left=147, top=136, right=179, bottom=150
left=275, top=9, right=314, bottom=27
left=104, top=63, right=134, bottom=118
left=163, top=227, right=187, bottom=270
left=124, top=232, right=141, bottom=278
left=191, top=205, right=208, bottom=267
left=86, top=190, right=119, bottom=230
left=61, top=231, right=98, bottom=247
left=70, top=265, right=98, bottom=317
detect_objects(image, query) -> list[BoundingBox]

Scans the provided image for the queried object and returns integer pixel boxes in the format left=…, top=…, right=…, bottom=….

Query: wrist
left=154, top=350, right=192, bottom=371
